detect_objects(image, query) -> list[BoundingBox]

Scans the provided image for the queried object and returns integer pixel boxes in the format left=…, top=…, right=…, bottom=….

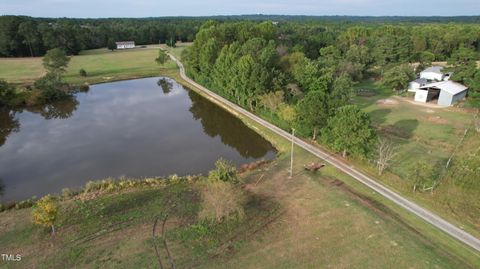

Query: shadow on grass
left=369, top=108, right=391, bottom=125
left=378, top=119, right=419, bottom=139
left=393, top=119, right=419, bottom=139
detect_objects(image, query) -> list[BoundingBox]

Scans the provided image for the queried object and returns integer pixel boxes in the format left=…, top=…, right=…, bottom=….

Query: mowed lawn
left=0, top=47, right=178, bottom=85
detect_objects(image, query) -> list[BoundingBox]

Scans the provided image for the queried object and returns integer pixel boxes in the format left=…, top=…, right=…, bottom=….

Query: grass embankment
left=0, top=46, right=177, bottom=85
left=1, top=45, right=479, bottom=268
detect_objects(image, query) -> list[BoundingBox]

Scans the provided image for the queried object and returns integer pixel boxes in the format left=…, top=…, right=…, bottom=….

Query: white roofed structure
left=417, top=81, right=468, bottom=106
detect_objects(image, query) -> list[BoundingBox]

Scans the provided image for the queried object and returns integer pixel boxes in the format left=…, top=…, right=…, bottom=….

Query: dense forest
left=2, top=15, right=480, bottom=57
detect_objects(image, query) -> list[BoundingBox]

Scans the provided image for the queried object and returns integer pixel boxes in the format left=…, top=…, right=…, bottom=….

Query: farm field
left=0, top=46, right=177, bottom=85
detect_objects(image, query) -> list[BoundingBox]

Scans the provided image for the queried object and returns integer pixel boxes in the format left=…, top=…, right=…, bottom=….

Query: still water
left=0, top=77, right=276, bottom=202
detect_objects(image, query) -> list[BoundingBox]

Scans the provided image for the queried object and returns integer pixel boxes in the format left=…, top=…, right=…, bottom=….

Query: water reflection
left=25, top=96, right=79, bottom=120
left=0, top=77, right=275, bottom=202
left=188, top=90, right=273, bottom=159
left=157, top=78, right=173, bottom=94
left=0, top=108, right=20, bottom=147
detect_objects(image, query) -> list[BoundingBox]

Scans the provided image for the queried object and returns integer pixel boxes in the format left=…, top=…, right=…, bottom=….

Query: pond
left=0, top=77, right=276, bottom=202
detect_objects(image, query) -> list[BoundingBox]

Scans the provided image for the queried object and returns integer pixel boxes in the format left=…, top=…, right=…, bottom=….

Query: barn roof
left=419, top=81, right=468, bottom=95
left=421, top=66, right=443, bottom=75
left=412, top=78, right=428, bottom=84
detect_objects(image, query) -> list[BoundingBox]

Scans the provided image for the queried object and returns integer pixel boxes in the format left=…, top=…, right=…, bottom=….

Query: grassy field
left=0, top=46, right=177, bottom=85
left=352, top=79, right=480, bottom=237
left=0, top=45, right=479, bottom=268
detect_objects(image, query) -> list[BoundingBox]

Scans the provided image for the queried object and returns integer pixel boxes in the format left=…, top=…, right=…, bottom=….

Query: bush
left=79, top=68, right=87, bottom=77
left=208, top=158, right=238, bottom=183
left=199, top=180, right=245, bottom=222
left=61, top=188, right=77, bottom=199
left=0, top=79, right=16, bottom=106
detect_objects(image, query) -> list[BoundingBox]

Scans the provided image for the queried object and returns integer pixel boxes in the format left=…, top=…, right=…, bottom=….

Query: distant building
left=116, top=41, right=135, bottom=49
left=420, top=66, right=446, bottom=81
left=416, top=81, right=468, bottom=107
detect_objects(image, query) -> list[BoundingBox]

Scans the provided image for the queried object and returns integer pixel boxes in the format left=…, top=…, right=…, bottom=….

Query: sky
left=1, top=0, right=479, bottom=18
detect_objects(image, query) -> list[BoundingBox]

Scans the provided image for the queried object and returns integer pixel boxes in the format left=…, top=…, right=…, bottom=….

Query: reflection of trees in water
left=26, top=96, right=79, bottom=120
left=188, top=89, right=274, bottom=159
left=0, top=96, right=78, bottom=146
left=157, top=78, right=173, bottom=94
left=0, top=178, right=4, bottom=198
left=0, top=107, right=20, bottom=147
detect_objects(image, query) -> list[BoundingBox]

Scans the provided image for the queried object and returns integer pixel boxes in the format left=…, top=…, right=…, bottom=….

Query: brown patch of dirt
left=376, top=98, right=399, bottom=106
left=422, top=115, right=450, bottom=125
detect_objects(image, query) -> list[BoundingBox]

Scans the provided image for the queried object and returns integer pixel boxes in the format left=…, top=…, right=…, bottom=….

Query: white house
left=416, top=81, right=468, bottom=107
left=408, top=78, right=428, bottom=92
left=116, top=41, right=135, bottom=49
left=420, top=66, right=445, bottom=81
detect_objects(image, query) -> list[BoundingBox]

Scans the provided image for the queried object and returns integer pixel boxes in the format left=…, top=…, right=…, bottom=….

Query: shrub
left=79, top=68, right=87, bottom=77
left=199, top=180, right=245, bottom=222
left=61, top=188, right=77, bottom=199
left=208, top=158, right=238, bottom=183
left=78, top=83, right=90, bottom=92
left=15, top=197, right=36, bottom=209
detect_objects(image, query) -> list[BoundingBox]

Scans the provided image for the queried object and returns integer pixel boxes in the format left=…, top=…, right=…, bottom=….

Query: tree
left=107, top=38, right=116, bottom=51
left=42, top=48, right=70, bottom=76
left=329, top=75, right=354, bottom=109
left=322, top=105, right=377, bottom=158
left=295, top=90, right=330, bottom=139
left=259, top=90, right=284, bottom=112
left=32, top=195, right=59, bottom=235
left=380, top=64, right=415, bottom=92
left=155, top=49, right=169, bottom=65
left=376, top=139, right=397, bottom=175
left=18, top=21, right=40, bottom=57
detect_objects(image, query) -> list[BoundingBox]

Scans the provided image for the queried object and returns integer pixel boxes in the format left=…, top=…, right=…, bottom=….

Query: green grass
left=0, top=46, right=177, bottom=85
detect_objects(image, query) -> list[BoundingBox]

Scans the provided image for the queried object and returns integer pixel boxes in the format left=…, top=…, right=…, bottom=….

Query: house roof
left=419, top=81, right=468, bottom=95
left=421, top=66, right=443, bottom=75
left=115, top=41, right=135, bottom=45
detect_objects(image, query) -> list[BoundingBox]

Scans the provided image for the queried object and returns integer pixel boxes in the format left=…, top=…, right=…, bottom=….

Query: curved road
left=168, top=53, right=480, bottom=252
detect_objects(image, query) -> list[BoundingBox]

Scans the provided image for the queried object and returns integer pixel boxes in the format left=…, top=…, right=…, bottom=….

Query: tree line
left=0, top=16, right=204, bottom=57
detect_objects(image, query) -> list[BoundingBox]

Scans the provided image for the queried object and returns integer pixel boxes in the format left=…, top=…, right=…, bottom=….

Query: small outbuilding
left=417, top=81, right=468, bottom=107
left=408, top=78, right=428, bottom=92
left=420, top=66, right=445, bottom=81
left=116, top=41, right=135, bottom=49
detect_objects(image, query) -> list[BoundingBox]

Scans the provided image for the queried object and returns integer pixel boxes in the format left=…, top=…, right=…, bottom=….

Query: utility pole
left=289, top=128, right=295, bottom=178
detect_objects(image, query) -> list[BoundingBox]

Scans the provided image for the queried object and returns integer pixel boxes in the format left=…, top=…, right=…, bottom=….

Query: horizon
left=3, top=14, right=480, bottom=19
left=1, top=0, right=479, bottom=18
